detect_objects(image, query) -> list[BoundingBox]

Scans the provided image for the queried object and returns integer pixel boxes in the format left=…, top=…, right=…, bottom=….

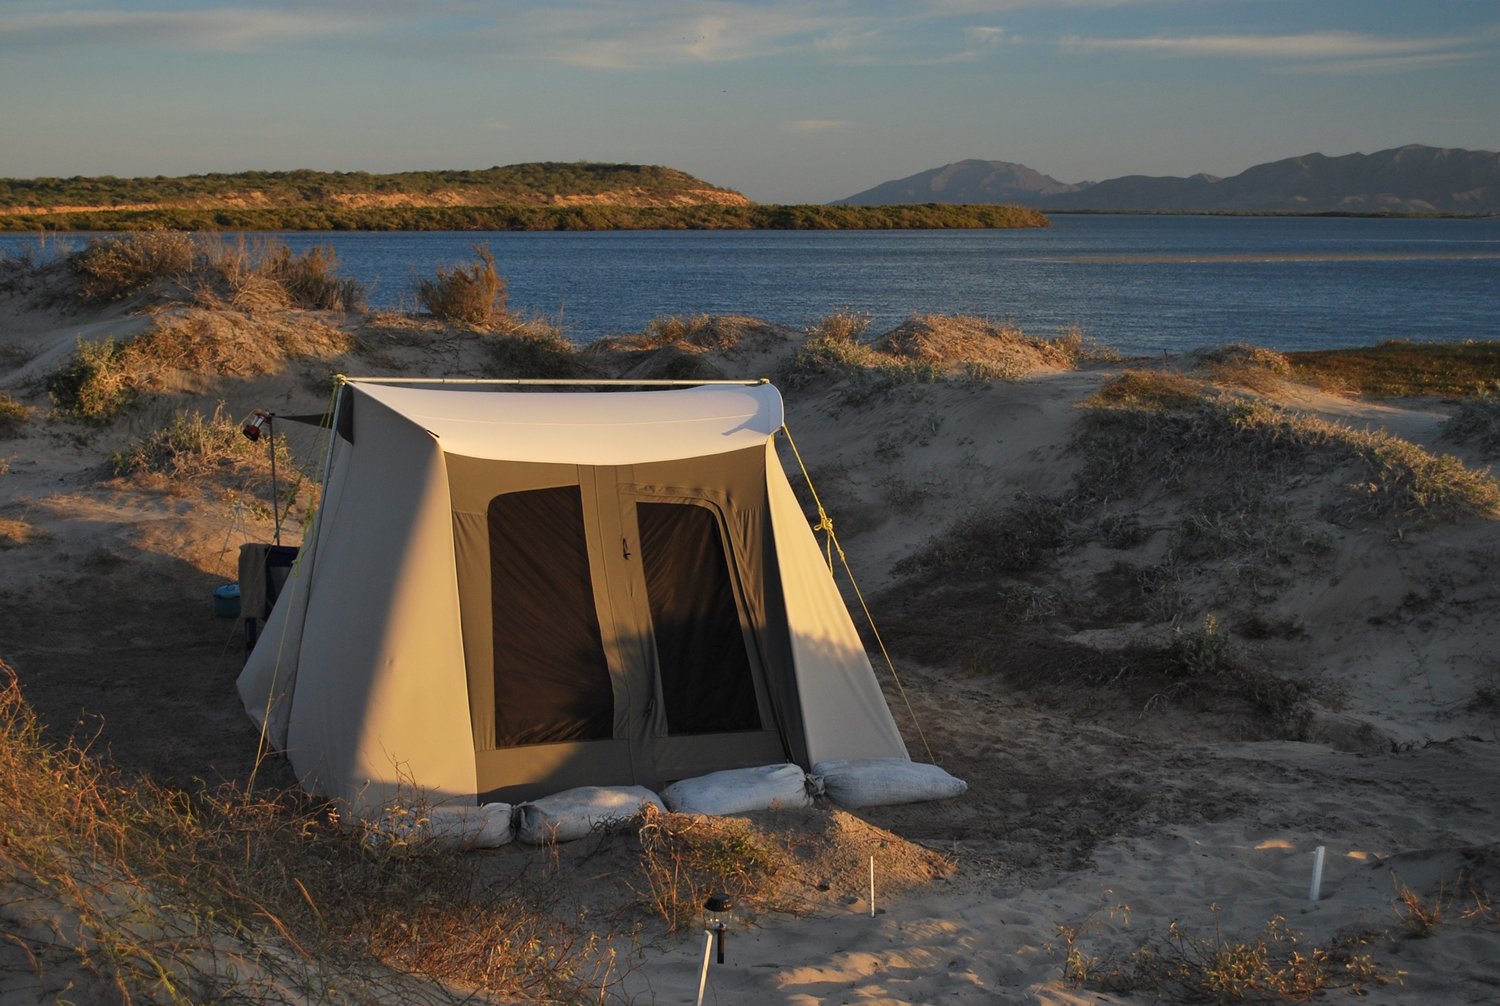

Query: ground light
left=695, top=892, right=734, bottom=1005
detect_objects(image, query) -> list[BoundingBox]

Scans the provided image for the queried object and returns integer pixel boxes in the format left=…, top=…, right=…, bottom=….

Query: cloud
left=784, top=118, right=853, bottom=134
left=1059, top=28, right=1493, bottom=73
left=0, top=7, right=358, bottom=53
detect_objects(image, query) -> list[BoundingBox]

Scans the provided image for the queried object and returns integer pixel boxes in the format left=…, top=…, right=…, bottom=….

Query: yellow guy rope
left=779, top=424, right=936, bottom=765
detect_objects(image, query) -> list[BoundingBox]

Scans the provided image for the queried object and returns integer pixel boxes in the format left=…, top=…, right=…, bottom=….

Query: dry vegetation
left=4, top=232, right=1499, bottom=1002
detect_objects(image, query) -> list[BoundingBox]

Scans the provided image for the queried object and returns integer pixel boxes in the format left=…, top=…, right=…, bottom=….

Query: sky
left=1, top=1, right=1497, bottom=203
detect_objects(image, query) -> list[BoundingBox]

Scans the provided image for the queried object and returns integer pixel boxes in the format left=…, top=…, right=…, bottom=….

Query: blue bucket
left=213, top=583, right=241, bottom=618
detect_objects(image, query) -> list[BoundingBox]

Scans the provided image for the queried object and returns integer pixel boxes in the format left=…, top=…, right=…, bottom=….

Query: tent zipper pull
left=622, top=536, right=632, bottom=560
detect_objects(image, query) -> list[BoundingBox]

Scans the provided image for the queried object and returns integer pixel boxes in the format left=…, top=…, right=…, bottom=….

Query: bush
left=0, top=392, right=30, bottom=437
left=46, top=337, right=133, bottom=420
left=256, top=244, right=365, bottom=311
left=71, top=231, right=197, bottom=301
left=415, top=243, right=507, bottom=325
left=1443, top=386, right=1500, bottom=453
left=484, top=319, right=593, bottom=378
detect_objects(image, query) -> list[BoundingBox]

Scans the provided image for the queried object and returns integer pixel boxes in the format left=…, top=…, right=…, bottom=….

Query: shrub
left=631, top=804, right=790, bottom=931
left=0, top=392, right=30, bottom=437
left=71, top=231, right=197, bottom=301
left=484, top=318, right=593, bottom=378
left=256, top=243, right=366, bottom=311
left=1060, top=907, right=1398, bottom=1001
left=1074, top=388, right=1500, bottom=523
left=1443, top=387, right=1500, bottom=453
left=46, top=337, right=133, bottom=420
left=416, top=243, right=507, bottom=325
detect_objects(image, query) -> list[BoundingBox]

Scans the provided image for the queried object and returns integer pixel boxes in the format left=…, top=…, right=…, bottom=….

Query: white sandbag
left=368, top=801, right=513, bottom=850
left=426, top=803, right=514, bottom=850
left=516, top=785, right=665, bottom=845
left=813, top=759, right=968, bottom=808
left=662, top=763, right=813, bottom=816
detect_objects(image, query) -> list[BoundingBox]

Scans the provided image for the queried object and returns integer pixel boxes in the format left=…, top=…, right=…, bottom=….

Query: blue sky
left=2, top=1, right=1496, bottom=202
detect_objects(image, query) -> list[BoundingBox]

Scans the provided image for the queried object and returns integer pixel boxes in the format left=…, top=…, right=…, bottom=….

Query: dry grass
left=1075, top=374, right=1500, bottom=525
left=1443, top=389, right=1500, bottom=454
left=110, top=406, right=318, bottom=522
left=874, top=314, right=1089, bottom=379
left=484, top=317, right=596, bottom=379
left=0, top=391, right=30, bottom=438
left=0, top=516, right=45, bottom=549
left=72, top=231, right=197, bottom=301
left=47, top=312, right=352, bottom=421
left=0, top=660, right=621, bottom=1003
left=1286, top=339, right=1500, bottom=398
left=1060, top=905, right=1399, bottom=1002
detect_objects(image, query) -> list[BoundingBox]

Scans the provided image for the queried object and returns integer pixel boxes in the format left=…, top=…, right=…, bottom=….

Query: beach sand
left=1, top=282, right=1497, bottom=1003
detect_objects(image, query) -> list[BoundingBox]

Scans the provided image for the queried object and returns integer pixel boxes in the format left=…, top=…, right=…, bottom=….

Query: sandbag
left=426, top=803, right=514, bottom=849
left=661, top=763, right=813, bottom=816
left=516, top=786, right=664, bottom=845
left=813, top=759, right=967, bottom=808
left=369, top=801, right=513, bottom=850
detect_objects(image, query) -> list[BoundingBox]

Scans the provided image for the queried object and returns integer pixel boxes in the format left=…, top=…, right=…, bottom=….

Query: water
left=5, top=215, right=1497, bottom=355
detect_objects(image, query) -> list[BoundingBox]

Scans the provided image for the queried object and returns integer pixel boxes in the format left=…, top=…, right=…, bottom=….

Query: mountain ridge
left=836, top=145, right=1500, bottom=215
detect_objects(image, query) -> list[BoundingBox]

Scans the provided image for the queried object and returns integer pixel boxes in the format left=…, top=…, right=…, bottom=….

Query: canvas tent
left=238, top=379, right=910, bottom=813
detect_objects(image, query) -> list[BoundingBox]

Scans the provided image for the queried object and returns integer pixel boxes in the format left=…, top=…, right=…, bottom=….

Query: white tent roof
left=355, top=382, right=785, bottom=464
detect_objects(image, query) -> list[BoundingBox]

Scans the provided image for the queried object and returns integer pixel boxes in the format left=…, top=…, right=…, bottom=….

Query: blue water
left=5, top=215, right=1497, bottom=355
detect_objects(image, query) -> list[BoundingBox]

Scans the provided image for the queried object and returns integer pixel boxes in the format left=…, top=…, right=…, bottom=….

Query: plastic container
left=213, top=583, right=241, bottom=618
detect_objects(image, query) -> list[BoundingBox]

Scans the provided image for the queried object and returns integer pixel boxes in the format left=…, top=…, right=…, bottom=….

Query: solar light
left=239, top=410, right=282, bottom=545
left=703, top=891, right=733, bottom=965
left=241, top=409, right=271, bottom=441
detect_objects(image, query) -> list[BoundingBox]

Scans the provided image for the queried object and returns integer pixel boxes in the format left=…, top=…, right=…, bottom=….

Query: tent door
left=614, top=487, right=786, bottom=783
left=456, top=457, right=788, bottom=803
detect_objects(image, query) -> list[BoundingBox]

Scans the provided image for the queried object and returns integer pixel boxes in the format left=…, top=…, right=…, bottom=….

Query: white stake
left=695, top=930, right=713, bottom=1006
left=869, top=855, right=876, bottom=917
left=1309, top=845, right=1326, bottom=902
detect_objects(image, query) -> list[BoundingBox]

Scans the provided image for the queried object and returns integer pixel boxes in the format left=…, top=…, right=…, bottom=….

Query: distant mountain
left=837, top=145, right=1500, bottom=214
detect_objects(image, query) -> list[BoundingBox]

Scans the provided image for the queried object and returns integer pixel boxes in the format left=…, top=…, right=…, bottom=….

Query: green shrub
left=46, top=338, right=133, bottom=420
left=71, top=231, right=197, bottom=301
left=415, top=243, right=507, bottom=325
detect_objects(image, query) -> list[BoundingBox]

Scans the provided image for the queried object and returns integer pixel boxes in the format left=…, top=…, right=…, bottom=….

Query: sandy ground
left=1, top=276, right=1498, bottom=1004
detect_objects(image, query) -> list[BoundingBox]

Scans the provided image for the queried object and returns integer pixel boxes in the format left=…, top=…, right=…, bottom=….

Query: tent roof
left=352, top=382, right=785, bottom=464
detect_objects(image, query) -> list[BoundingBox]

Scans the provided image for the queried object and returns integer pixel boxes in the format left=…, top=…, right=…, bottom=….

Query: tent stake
left=694, top=930, right=713, bottom=1006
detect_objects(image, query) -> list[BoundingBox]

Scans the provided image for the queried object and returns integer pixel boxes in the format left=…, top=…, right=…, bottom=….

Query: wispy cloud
left=783, top=118, right=853, bottom=134
left=1059, top=28, right=1493, bottom=73
left=0, top=7, right=358, bottom=53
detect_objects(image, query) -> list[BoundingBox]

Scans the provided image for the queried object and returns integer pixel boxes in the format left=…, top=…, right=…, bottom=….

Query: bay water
left=5, top=214, right=1497, bottom=356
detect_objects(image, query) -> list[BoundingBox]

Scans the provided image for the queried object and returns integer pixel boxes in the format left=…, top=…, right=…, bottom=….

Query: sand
left=1, top=277, right=1497, bottom=1004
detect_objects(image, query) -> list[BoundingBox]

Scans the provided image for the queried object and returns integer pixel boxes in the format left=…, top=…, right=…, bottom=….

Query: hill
left=838, top=145, right=1500, bottom=215
left=0, top=162, right=1048, bottom=231
left=0, top=162, right=752, bottom=215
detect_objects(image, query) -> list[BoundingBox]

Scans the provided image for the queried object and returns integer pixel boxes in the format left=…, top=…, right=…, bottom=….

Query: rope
left=779, top=425, right=936, bottom=765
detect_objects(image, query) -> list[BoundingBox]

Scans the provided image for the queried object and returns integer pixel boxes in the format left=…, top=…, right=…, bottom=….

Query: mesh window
left=637, top=501, right=760, bottom=735
left=489, top=486, right=613, bottom=745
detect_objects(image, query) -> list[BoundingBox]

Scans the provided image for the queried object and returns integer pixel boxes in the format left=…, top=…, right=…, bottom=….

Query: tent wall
left=765, top=443, right=910, bottom=766
left=242, top=393, right=479, bottom=811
